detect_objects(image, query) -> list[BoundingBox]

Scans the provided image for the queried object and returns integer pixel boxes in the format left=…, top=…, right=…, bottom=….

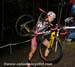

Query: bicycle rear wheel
left=39, top=39, right=63, bottom=64
left=15, top=15, right=35, bottom=37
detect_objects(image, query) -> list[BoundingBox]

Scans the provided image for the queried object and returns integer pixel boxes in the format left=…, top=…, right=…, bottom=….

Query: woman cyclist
left=27, top=11, right=57, bottom=66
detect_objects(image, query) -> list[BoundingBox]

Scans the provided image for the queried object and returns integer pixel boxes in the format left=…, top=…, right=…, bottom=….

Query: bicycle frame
left=47, top=29, right=60, bottom=52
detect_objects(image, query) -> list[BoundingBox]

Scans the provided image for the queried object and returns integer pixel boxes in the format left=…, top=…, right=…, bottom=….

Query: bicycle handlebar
left=39, top=8, right=47, bottom=14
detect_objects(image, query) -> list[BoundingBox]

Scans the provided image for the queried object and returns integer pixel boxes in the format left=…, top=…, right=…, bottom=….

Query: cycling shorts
left=31, top=35, right=44, bottom=48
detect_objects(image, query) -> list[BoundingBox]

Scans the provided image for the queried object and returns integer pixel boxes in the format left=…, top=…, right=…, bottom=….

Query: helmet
left=47, top=11, right=56, bottom=19
left=72, top=3, right=75, bottom=14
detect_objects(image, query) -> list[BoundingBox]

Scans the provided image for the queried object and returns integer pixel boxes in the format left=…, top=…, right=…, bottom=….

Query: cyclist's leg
left=42, top=39, right=50, bottom=57
left=28, top=36, right=37, bottom=63
left=42, top=39, right=49, bottom=47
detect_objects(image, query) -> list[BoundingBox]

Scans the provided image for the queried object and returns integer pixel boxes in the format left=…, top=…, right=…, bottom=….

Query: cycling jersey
left=36, top=20, right=49, bottom=32
left=36, top=20, right=57, bottom=32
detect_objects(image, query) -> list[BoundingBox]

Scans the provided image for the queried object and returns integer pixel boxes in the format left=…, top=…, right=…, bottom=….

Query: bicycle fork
left=55, top=29, right=60, bottom=52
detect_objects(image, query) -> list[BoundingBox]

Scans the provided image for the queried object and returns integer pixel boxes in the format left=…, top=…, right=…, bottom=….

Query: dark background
left=0, top=0, right=70, bottom=46
left=1, top=1, right=75, bottom=67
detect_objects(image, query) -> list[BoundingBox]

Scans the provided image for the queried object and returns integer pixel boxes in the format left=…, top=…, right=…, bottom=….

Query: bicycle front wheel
left=15, top=15, right=35, bottom=37
left=39, top=39, right=63, bottom=64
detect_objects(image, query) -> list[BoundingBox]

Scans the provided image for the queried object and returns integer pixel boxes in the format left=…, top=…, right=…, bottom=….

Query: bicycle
left=15, top=8, right=67, bottom=64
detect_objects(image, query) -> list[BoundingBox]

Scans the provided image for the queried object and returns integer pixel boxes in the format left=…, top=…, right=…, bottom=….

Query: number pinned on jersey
left=37, top=23, right=43, bottom=27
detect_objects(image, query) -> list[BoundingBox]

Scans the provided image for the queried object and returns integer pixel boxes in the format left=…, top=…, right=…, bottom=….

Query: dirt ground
left=0, top=41, right=75, bottom=67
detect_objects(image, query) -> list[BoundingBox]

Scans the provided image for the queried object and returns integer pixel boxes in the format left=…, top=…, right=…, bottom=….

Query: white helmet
left=47, top=11, right=56, bottom=19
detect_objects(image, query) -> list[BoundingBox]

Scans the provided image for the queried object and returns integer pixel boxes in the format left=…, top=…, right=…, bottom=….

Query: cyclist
left=27, top=11, right=57, bottom=65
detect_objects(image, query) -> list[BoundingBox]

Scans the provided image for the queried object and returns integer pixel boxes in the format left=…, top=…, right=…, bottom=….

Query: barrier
left=0, top=40, right=31, bottom=55
left=64, top=26, right=75, bottom=29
